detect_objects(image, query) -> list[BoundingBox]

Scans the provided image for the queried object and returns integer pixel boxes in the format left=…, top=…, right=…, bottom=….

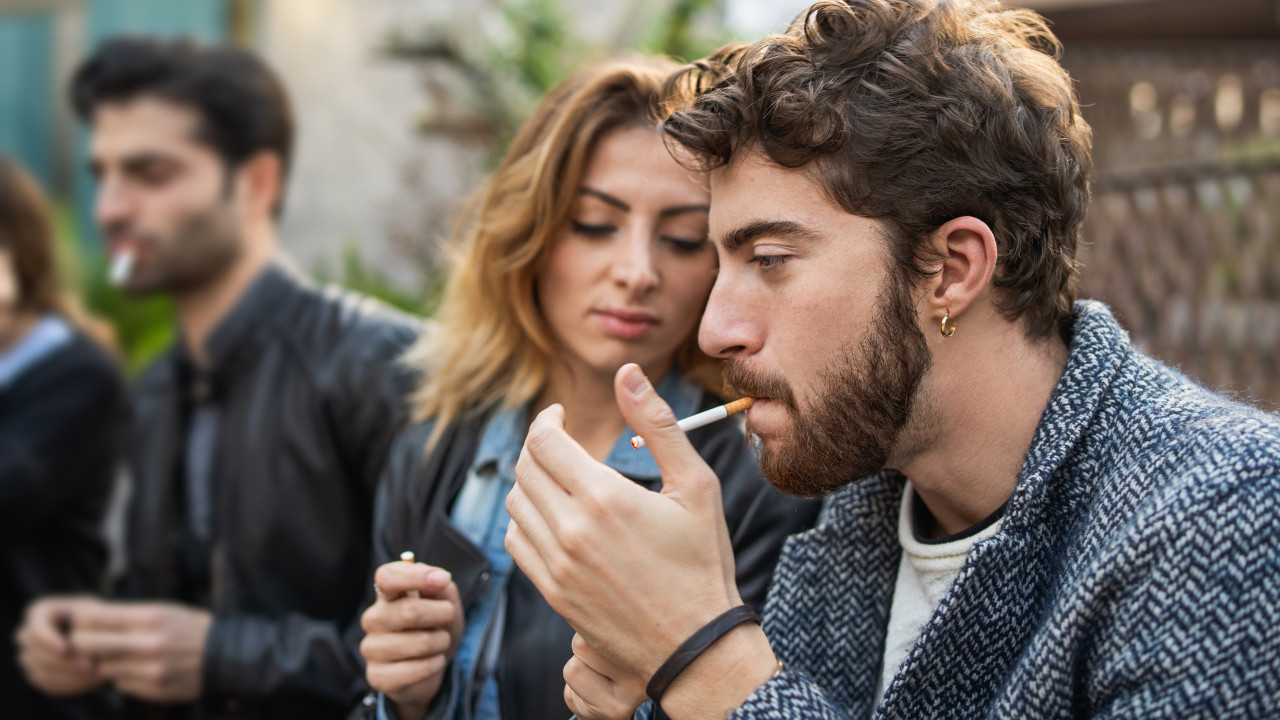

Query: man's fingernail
left=622, top=365, right=649, bottom=397
left=426, top=569, right=450, bottom=585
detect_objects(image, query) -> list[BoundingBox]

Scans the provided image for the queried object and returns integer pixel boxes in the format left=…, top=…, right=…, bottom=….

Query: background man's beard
left=728, top=279, right=931, bottom=497
left=118, top=205, right=242, bottom=296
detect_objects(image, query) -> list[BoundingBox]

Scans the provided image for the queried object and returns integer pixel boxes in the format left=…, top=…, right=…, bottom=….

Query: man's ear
left=919, top=216, right=997, bottom=323
left=235, top=151, right=282, bottom=220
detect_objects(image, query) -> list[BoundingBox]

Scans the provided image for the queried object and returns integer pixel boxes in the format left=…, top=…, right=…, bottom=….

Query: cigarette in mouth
left=108, top=249, right=135, bottom=287
left=630, top=397, right=755, bottom=449
left=400, top=551, right=420, bottom=599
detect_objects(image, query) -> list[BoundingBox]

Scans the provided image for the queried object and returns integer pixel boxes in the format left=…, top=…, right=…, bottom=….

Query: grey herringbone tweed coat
left=733, top=301, right=1280, bottom=719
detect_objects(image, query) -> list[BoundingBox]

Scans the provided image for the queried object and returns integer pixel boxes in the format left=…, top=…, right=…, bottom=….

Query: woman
left=0, top=156, right=124, bottom=719
left=356, top=59, right=818, bottom=720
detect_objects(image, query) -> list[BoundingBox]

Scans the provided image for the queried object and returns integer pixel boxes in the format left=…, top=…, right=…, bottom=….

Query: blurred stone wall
left=259, top=0, right=485, bottom=288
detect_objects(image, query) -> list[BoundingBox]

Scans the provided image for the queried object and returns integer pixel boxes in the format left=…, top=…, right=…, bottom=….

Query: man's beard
left=724, top=276, right=931, bottom=497
left=111, top=204, right=242, bottom=296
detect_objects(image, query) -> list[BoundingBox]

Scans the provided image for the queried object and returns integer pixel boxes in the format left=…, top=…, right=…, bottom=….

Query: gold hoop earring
left=940, top=310, right=957, bottom=337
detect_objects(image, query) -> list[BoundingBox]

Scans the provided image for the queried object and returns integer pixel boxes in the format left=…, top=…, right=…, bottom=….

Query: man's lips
left=594, top=308, right=659, bottom=340
left=745, top=396, right=770, bottom=417
left=744, top=396, right=790, bottom=437
left=107, top=236, right=146, bottom=257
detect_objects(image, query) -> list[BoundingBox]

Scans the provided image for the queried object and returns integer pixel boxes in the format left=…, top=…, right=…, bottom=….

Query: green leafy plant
left=314, top=244, right=444, bottom=317
left=389, top=0, right=731, bottom=161
left=643, top=0, right=732, bottom=62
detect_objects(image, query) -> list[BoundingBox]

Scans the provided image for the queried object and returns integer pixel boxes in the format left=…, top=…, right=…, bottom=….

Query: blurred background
left=0, top=0, right=1277, bottom=406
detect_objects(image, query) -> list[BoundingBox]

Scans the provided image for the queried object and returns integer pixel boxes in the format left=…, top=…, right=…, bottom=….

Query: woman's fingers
left=360, top=628, right=452, bottom=663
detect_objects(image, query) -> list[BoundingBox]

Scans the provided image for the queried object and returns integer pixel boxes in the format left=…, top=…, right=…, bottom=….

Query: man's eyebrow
left=89, top=152, right=180, bottom=178
left=717, top=220, right=817, bottom=253
left=121, top=152, right=179, bottom=172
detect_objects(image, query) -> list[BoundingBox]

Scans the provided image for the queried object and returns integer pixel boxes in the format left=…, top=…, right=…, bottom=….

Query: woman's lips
left=594, top=309, right=658, bottom=340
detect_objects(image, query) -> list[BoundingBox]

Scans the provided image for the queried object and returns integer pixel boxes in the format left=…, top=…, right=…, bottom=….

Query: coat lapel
left=764, top=472, right=904, bottom=718
left=877, top=302, right=1133, bottom=719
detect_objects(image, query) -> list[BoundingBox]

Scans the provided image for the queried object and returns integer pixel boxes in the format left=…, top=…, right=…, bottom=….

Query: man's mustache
left=723, top=360, right=797, bottom=410
left=103, top=224, right=158, bottom=249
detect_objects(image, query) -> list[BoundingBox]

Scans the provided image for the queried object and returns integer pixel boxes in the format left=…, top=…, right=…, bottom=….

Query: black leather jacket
left=1, top=326, right=124, bottom=720
left=119, top=262, right=423, bottom=720
left=355, top=390, right=821, bottom=720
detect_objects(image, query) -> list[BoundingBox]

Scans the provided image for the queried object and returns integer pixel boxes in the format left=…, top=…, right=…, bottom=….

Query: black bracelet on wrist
left=645, top=605, right=761, bottom=705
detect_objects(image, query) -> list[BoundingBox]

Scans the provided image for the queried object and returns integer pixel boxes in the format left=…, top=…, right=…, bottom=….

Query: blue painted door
left=87, top=0, right=227, bottom=44
left=0, top=12, right=55, bottom=191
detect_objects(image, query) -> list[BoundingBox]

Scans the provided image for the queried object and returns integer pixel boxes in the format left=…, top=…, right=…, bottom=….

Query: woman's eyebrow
left=581, top=187, right=628, bottom=211
left=580, top=188, right=709, bottom=218
left=658, top=204, right=710, bottom=218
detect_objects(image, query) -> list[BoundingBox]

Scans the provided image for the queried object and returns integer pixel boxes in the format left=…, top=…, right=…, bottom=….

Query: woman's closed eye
left=571, top=220, right=616, bottom=238
left=661, top=235, right=709, bottom=255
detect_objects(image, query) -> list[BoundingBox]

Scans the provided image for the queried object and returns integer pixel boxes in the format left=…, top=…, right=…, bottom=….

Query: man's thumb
left=615, top=364, right=717, bottom=499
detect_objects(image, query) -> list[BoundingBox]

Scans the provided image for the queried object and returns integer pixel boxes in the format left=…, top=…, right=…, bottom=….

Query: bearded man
left=504, top=1, right=1280, bottom=718
left=17, top=38, right=421, bottom=720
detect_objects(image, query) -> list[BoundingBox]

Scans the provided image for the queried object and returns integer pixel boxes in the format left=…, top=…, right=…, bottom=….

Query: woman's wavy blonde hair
left=405, top=56, right=719, bottom=445
left=0, top=155, right=115, bottom=350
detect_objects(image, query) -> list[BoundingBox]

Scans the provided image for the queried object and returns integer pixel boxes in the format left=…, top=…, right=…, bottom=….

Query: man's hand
left=505, top=363, right=743, bottom=681
left=69, top=601, right=213, bottom=704
left=564, top=633, right=647, bottom=720
left=15, top=596, right=108, bottom=697
left=360, top=561, right=464, bottom=720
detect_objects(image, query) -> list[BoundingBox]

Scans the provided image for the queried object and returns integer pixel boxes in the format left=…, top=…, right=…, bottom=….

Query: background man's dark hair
left=71, top=36, right=295, bottom=214
left=665, top=0, right=1093, bottom=340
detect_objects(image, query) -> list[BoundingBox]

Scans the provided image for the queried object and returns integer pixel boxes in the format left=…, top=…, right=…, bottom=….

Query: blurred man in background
left=17, top=37, right=421, bottom=720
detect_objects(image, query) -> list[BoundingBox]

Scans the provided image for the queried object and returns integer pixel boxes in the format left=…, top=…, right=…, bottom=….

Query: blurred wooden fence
left=1077, top=160, right=1280, bottom=409
left=1064, top=41, right=1280, bottom=170
left=1061, top=41, right=1280, bottom=409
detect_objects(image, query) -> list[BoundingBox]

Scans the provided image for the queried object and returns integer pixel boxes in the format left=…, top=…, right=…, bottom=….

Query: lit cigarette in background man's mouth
left=108, top=248, right=135, bottom=287
left=630, top=397, right=756, bottom=449
left=400, top=551, right=420, bottom=599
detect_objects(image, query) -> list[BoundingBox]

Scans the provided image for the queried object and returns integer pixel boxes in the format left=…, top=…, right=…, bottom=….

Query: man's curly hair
left=665, top=0, right=1092, bottom=339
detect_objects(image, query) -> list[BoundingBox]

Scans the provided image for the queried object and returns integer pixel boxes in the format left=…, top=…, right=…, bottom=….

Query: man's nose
left=699, top=270, right=761, bottom=359
left=94, top=176, right=135, bottom=232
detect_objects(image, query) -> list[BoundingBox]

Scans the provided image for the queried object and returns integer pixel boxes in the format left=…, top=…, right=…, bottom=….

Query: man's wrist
left=657, top=622, right=777, bottom=718
left=390, top=698, right=429, bottom=720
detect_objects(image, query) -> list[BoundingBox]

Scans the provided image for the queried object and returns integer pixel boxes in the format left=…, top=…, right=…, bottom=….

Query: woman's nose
left=610, top=224, right=659, bottom=295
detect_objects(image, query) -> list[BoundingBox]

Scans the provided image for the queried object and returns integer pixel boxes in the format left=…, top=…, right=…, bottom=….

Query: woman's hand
left=564, top=633, right=647, bottom=720
left=360, top=561, right=464, bottom=719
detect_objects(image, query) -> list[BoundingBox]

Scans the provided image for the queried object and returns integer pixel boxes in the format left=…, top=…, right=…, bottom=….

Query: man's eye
left=747, top=254, right=788, bottom=270
left=571, top=221, right=615, bottom=238
left=134, top=165, right=177, bottom=186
